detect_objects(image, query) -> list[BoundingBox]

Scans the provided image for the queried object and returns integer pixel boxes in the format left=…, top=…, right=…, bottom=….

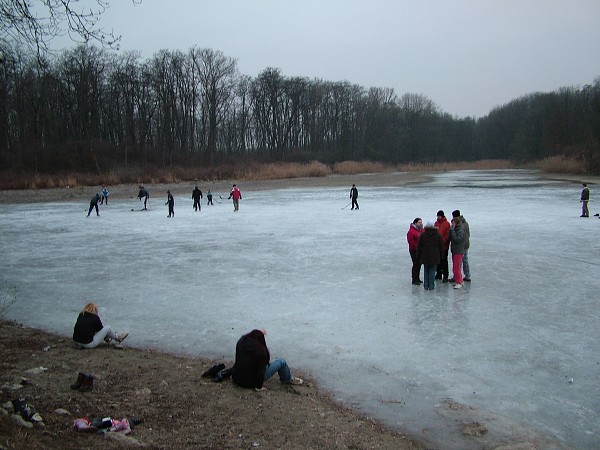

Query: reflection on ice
left=0, top=170, right=598, bottom=449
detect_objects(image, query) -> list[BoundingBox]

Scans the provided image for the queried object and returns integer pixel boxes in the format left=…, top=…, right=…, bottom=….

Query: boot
left=78, top=373, right=94, bottom=392
left=70, top=372, right=86, bottom=390
left=115, top=332, right=129, bottom=343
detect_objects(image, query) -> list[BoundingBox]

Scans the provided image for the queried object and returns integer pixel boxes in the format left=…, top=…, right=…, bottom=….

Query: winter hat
left=425, top=220, right=435, bottom=228
left=452, top=210, right=461, bottom=218
left=437, top=210, right=444, bottom=217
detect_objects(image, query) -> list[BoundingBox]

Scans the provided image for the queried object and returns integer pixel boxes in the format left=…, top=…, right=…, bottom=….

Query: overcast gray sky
left=75, top=0, right=600, bottom=118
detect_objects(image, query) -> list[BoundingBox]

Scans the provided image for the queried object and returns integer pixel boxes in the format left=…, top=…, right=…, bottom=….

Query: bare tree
left=0, top=0, right=141, bottom=61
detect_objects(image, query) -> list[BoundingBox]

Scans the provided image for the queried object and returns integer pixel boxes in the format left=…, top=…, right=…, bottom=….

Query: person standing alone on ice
left=166, top=190, right=175, bottom=217
left=350, top=184, right=359, bottom=210
left=581, top=183, right=589, bottom=217
left=228, top=184, right=242, bottom=211
left=192, top=186, right=203, bottom=211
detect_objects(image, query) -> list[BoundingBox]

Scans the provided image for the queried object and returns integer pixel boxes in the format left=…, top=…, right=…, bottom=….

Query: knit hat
left=452, top=210, right=461, bottom=218
left=437, top=210, right=444, bottom=217
left=425, top=220, right=435, bottom=228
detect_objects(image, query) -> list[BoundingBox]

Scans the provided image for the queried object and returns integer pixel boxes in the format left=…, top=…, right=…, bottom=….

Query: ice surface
left=1, top=170, right=599, bottom=449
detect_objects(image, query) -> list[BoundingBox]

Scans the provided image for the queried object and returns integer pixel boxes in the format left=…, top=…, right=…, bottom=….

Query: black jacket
left=232, top=330, right=270, bottom=389
left=73, top=312, right=103, bottom=344
left=416, top=228, right=443, bottom=266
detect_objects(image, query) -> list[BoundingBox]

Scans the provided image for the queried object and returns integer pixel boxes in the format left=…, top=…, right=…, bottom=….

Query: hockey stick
left=341, top=202, right=352, bottom=210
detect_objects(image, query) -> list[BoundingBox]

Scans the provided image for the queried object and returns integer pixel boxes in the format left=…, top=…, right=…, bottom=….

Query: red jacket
left=406, top=224, right=423, bottom=252
left=230, top=187, right=242, bottom=201
left=434, top=216, right=451, bottom=250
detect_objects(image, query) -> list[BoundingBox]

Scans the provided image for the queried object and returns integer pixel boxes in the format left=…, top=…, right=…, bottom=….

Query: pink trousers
left=452, top=254, right=464, bottom=284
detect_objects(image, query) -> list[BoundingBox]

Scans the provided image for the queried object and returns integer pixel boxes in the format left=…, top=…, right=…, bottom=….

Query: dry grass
left=243, top=161, right=332, bottom=180
left=531, top=155, right=587, bottom=174
left=0, top=158, right=591, bottom=191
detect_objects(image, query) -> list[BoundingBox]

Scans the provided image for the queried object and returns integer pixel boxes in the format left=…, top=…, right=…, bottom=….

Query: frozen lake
left=1, top=169, right=598, bottom=449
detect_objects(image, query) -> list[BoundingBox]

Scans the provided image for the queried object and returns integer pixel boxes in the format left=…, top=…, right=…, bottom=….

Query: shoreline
left=0, top=319, right=423, bottom=449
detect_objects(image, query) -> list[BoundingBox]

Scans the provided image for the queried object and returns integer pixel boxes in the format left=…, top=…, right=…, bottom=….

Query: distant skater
left=87, top=193, right=101, bottom=217
left=350, top=184, right=359, bottom=210
left=207, top=190, right=213, bottom=205
left=228, top=184, right=242, bottom=211
left=581, top=183, right=589, bottom=217
left=192, top=186, right=203, bottom=211
left=166, top=190, right=175, bottom=217
left=137, top=185, right=150, bottom=210
left=100, top=184, right=109, bottom=205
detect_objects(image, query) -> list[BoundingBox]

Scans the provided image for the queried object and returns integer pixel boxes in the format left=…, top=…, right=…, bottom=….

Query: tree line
left=1, top=45, right=599, bottom=174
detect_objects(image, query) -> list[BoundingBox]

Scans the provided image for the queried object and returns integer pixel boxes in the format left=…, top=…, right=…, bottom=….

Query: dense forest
left=1, top=45, right=599, bottom=175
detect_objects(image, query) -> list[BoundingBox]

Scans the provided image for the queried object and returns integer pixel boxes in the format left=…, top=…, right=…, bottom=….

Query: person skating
left=207, top=190, right=213, bottom=205
left=72, top=303, right=129, bottom=349
left=416, top=221, right=443, bottom=290
left=406, top=218, right=424, bottom=285
left=228, top=184, right=242, bottom=211
left=137, top=185, right=150, bottom=210
left=434, top=210, right=451, bottom=282
left=192, top=186, right=203, bottom=211
left=232, top=329, right=303, bottom=391
left=87, top=193, right=101, bottom=217
left=350, top=184, right=359, bottom=210
left=100, top=185, right=109, bottom=205
left=581, top=183, right=590, bottom=217
left=166, top=190, right=175, bottom=217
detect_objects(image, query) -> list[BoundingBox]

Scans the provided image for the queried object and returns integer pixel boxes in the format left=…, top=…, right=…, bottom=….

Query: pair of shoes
left=594, top=213, right=599, bottom=216
left=71, top=372, right=94, bottom=391
left=580, top=214, right=589, bottom=217
left=202, top=363, right=225, bottom=378
left=412, top=281, right=421, bottom=285
left=453, top=283, right=463, bottom=289
left=448, top=278, right=455, bottom=283
left=463, top=277, right=471, bottom=282
left=115, top=332, right=129, bottom=343
left=11, top=399, right=43, bottom=423
left=287, top=376, right=303, bottom=385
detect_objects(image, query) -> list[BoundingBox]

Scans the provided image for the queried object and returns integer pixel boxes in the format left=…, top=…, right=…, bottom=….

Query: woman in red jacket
left=406, top=218, right=424, bottom=285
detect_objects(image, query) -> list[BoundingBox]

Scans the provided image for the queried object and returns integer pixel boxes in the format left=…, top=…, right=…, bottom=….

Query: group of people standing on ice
left=87, top=184, right=239, bottom=217
left=407, top=209, right=470, bottom=290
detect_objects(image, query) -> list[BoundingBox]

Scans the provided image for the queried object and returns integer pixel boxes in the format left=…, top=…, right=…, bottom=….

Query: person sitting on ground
left=231, top=329, right=303, bottom=391
left=72, top=303, right=129, bottom=349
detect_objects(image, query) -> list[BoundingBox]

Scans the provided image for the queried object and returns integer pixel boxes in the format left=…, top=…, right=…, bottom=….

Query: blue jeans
left=463, top=250, right=470, bottom=278
left=264, top=358, right=291, bottom=383
left=424, top=264, right=436, bottom=289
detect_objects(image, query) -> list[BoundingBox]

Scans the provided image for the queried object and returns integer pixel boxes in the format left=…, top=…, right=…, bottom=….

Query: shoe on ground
left=448, top=278, right=455, bottom=283
left=287, top=376, right=303, bottom=385
left=464, top=277, right=471, bottom=282
left=412, top=281, right=421, bottom=285
left=116, top=332, right=129, bottom=343
left=453, top=283, right=463, bottom=289
left=417, top=279, right=423, bottom=284
left=442, top=278, right=449, bottom=283
left=435, top=275, right=442, bottom=280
